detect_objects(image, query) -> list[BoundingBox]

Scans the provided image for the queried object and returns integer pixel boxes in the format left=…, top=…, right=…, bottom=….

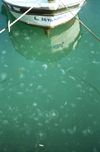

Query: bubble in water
left=2, top=120, right=9, bottom=125
left=50, top=109, right=59, bottom=119
left=0, top=72, right=7, bottom=80
left=36, top=130, right=46, bottom=140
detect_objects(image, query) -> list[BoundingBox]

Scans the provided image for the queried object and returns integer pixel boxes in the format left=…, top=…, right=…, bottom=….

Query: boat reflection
left=2, top=5, right=82, bottom=63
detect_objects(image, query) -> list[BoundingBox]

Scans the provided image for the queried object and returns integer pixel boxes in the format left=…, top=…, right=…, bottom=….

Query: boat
left=1, top=5, right=82, bottom=62
left=2, top=0, right=86, bottom=28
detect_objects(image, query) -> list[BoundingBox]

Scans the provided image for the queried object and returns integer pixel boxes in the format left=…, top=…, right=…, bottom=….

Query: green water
left=0, top=0, right=100, bottom=152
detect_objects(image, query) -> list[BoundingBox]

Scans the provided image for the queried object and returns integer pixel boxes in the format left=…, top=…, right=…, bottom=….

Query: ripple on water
left=36, top=130, right=46, bottom=140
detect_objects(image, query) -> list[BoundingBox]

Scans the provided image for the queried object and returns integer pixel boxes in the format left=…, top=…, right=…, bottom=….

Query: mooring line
left=0, top=0, right=41, bottom=34
left=59, top=0, right=100, bottom=42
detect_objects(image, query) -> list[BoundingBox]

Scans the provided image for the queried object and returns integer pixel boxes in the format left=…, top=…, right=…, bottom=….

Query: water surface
left=0, top=0, right=100, bottom=152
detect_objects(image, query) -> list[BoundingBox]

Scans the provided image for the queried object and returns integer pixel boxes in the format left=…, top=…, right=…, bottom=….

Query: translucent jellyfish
left=4, top=64, right=8, bottom=68
left=28, top=113, right=35, bottom=119
left=82, top=129, right=88, bottom=136
left=67, top=129, right=74, bottom=135
left=0, top=131, right=3, bottom=135
left=36, top=130, right=46, bottom=140
left=2, top=50, right=6, bottom=54
left=42, top=64, right=48, bottom=70
left=87, top=127, right=93, bottom=134
left=2, top=120, right=9, bottom=125
left=67, top=126, right=76, bottom=135
left=13, top=116, right=18, bottom=121
left=76, top=84, right=82, bottom=88
left=34, top=116, right=39, bottom=121
left=0, top=72, right=7, bottom=80
left=64, top=102, right=67, bottom=105
left=69, top=76, right=76, bottom=81
left=24, top=36, right=31, bottom=41
left=54, top=123, right=58, bottom=127
left=61, top=80, right=66, bottom=83
left=20, top=83, right=25, bottom=87
left=42, top=88, right=48, bottom=94
left=61, top=128, right=66, bottom=134
left=16, top=92, right=24, bottom=95
left=13, top=31, right=20, bottom=37
left=71, top=103, right=76, bottom=108
left=60, top=69, right=65, bottom=75
left=37, top=85, right=42, bottom=90
left=32, top=102, right=37, bottom=107
left=43, top=110, right=51, bottom=121
left=50, top=109, right=59, bottom=119
left=29, top=82, right=33, bottom=87
left=0, top=111, right=3, bottom=114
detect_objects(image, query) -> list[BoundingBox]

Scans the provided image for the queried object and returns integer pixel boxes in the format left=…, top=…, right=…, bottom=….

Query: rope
left=0, top=0, right=41, bottom=34
left=59, top=0, right=100, bottom=42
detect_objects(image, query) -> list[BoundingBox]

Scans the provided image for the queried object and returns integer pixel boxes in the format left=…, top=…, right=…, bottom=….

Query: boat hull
left=2, top=0, right=86, bottom=28
left=10, top=8, right=80, bottom=28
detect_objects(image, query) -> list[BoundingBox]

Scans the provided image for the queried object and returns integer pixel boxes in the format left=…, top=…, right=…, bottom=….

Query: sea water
left=0, top=0, right=100, bottom=152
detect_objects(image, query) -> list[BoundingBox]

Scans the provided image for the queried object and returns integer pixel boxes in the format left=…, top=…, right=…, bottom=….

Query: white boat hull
left=2, top=0, right=86, bottom=28
left=10, top=8, right=80, bottom=28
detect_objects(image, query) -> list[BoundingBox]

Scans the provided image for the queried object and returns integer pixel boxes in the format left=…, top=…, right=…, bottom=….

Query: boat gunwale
left=2, top=1, right=84, bottom=17
left=2, top=0, right=86, bottom=10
